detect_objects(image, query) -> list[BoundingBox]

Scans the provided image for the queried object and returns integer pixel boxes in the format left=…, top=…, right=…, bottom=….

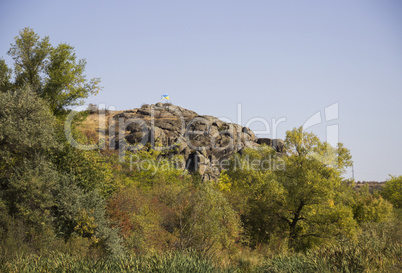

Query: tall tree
left=43, top=43, right=101, bottom=114
left=275, top=127, right=355, bottom=248
left=6, top=27, right=101, bottom=115
left=222, top=127, right=357, bottom=249
left=8, top=27, right=51, bottom=93
left=0, top=86, right=59, bottom=241
left=0, top=87, right=124, bottom=256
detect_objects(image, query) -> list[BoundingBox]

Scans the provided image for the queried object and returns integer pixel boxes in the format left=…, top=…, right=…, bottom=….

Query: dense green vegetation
left=1, top=27, right=101, bottom=115
left=1, top=28, right=401, bottom=272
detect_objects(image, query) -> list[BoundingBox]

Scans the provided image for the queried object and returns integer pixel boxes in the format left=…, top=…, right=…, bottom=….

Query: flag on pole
left=161, top=94, right=170, bottom=100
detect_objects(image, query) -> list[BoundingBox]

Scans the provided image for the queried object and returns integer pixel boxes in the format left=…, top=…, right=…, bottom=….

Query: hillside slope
left=80, top=103, right=284, bottom=180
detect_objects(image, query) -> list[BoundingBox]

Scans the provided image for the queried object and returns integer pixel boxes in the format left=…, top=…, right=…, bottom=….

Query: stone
left=112, top=104, right=284, bottom=180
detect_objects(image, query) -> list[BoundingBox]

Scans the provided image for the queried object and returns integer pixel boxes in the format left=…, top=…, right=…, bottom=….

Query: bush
left=0, top=87, right=59, bottom=176
left=257, top=224, right=402, bottom=273
left=352, top=185, right=393, bottom=224
left=381, top=175, right=402, bottom=208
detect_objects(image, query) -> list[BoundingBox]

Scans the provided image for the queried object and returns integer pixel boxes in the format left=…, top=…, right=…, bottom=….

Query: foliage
left=174, top=181, right=241, bottom=254
left=381, top=175, right=402, bottom=208
left=0, top=87, right=123, bottom=258
left=4, top=158, right=58, bottom=233
left=43, top=43, right=101, bottom=114
left=0, top=58, right=12, bottom=92
left=257, top=222, right=402, bottom=273
left=1, top=28, right=401, bottom=268
left=219, top=146, right=285, bottom=245
left=52, top=177, right=124, bottom=257
left=8, top=27, right=51, bottom=92
left=222, top=127, right=357, bottom=250
left=2, top=228, right=401, bottom=273
left=0, top=87, right=59, bottom=235
left=53, top=142, right=115, bottom=197
left=270, top=128, right=356, bottom=249
left=0, top=251, right=233, bottom=273
left=108, top=160, right=241, bottom=257
left=0, top=87, right=60, bottom=257
left=0, top=86, right=58, bottom=176
left=108, top=187, right=176, bottom=254
left=6, top=27, right=101, bottom=115
left=352, top=185, right=393, bottom=224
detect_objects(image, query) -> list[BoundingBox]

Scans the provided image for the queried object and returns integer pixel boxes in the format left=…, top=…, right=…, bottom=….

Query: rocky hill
left=103, top=103, right=284, bottom=180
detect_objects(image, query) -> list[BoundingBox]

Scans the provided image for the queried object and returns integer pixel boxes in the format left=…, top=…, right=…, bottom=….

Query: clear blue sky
left=1, top=0, right=401, bottom=181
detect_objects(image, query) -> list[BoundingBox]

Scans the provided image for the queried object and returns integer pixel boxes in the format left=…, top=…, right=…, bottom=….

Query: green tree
left=222, top=127, right=357, bottom=249
left=218, top=146, right=285, bottom=245
left=0, top=86, right=59, bottom=180
left=277, top=128, right=355, bottom=245
left=0, top=59, right=12, bottom=92
left=5, top=158, right=58, bottom=232
left=43, top=43, right=101, bottom=114
left=6, top=27, right=100, bottom=114
left=174, top=182, right=241, bottom=254
left=53, top=178, right=125, bottom=257
left=381, top=175, right=402, bottom=209
left=0, top=87, right=123, bottom=257
left=8, top=28, right=51, bottom=92
left=0, top=87, right=60, bottom=251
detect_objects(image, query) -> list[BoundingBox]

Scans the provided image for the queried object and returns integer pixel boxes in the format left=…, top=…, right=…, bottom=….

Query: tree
left=6, top=27, right=101, bottom=115
left=108, top=152, right=241, bottom=256
left=53, top=177, right=125, bottom=257
left=0, top=86, right=59, bottom=180
left=218, top=145, right=285, bottom=245
left=274, top=127, right=356, bottom=248
left=0, top=86, right=60, bottom=249
left=173, top=182, right=241, bottom=254
left=222, top=127, right=357, bottom=249
left=8, top=28, right=51, bottom=92
left=0, top=58, right=12, bottom=92
left=0, top=87, right=123, bottom=257
left=43, top=43, right=101, bottom=114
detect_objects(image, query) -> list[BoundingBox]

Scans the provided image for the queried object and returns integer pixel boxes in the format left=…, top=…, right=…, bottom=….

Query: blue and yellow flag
left=161, top=94, right=170, bottom=100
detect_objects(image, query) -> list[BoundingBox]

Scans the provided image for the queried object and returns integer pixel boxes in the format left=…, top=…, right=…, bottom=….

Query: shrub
left=352, top=185, right=393, bottom=224
left=381, top=175, right=402, bottom=208
left=256, top=224, right=402, bottom=273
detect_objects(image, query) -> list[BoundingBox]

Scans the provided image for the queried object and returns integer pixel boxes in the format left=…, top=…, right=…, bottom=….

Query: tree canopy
left=221, top=127, right=359, bottom=249
left=3, top=27, right=101, bottom=115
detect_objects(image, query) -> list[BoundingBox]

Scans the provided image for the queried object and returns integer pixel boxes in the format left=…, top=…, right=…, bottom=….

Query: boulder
left=112, top=104, right=284, bottom=180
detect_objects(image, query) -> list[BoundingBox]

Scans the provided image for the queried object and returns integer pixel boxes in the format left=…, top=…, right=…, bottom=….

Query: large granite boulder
left=111, top=104, right=283, bottom=181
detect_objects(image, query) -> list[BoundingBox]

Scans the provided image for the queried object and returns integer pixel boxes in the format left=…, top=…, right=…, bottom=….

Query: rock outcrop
left=111, top=103, right=282, bottom=180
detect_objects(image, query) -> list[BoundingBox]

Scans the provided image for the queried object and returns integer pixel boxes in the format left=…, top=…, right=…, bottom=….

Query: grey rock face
left=112, top=104, right=283, bottom=181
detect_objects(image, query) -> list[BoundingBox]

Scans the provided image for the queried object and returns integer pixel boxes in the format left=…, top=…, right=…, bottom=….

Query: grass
left=0, top=251, right=236, bottom=273
left=255, top=233, right=402, bottom=273
left=2, top=238, right=401, bottom=273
